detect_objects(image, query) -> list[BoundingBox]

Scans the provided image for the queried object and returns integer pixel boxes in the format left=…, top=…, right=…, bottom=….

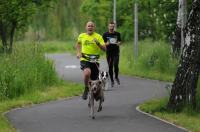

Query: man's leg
left=114, top=55, right=120, bottom=85
left=90, top=62, right=99, bottom=80
left=107, top=55, right=114, bottom=87
left=82, top=68, right=91, bottom=100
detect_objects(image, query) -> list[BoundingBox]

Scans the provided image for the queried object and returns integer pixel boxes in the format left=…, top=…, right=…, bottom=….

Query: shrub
left=0, top=43, right=58, bottom=100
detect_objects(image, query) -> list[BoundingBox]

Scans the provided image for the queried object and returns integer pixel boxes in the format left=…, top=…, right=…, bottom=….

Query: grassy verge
left=139, top=98, right=200, bottom=132
left=0, top=81, right=82, bottom=132
left=139, top=80, right=200, bottom=132
left=0, top=43, right=58, bottom=100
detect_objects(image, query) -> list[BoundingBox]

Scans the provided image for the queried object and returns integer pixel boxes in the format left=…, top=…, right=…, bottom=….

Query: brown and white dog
left=88, top=80, right=104, bottom=119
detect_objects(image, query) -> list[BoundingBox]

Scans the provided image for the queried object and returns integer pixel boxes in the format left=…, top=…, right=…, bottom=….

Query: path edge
left=136, top=106, right=190, bottom=132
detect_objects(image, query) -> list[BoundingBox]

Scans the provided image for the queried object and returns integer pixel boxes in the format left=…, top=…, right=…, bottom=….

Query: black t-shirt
left=103, top=31, right=121, bottom=55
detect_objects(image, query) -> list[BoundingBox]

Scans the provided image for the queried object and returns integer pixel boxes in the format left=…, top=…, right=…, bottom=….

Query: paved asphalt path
left=6, top=53, right=187, bottom=132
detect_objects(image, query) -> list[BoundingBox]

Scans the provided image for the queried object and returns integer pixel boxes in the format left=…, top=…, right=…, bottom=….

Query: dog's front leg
left=97, top=100, right=102, bottom=112
left=90, top=94, right=95, bottom=119
left=88, top=97, right=91, bottom=108
left=97, top=91, right=104, bottom=112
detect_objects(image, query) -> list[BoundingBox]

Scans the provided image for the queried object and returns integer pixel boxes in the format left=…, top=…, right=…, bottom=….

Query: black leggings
left=107, top=54, right=119, bottom=82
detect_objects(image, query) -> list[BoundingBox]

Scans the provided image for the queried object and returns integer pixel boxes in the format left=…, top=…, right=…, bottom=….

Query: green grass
left=40, top=41, right=76, bottom=54
left=120, top=39, right=178, bottom=81
left=0, top=43, right=58, bottom=100
left=16, top=40, right=76, bottom=54
left=0, top=81, right=83, bottom=132
left=140, top=98, right=200, bottom=132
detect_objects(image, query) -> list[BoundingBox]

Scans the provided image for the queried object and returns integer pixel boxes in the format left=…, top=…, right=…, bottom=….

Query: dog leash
left=82, top=53, right=110, bottom=79
left=82, top=53, right=101, bottom=74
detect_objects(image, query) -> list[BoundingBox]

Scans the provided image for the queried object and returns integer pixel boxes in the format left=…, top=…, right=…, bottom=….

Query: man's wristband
left=96, top=42, right=100, bottom=46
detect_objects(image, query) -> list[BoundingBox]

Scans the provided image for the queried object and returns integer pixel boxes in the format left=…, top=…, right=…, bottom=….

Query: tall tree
left=171, top=0, right=183, bottom=56
left=0, top=0, right=52, bottom=52
left=28, top=0, right=83, bottom=40
left=168, top=0, right=200, bottom=110
left=171, top=0, right=188, bottom=57
left=80, top=0, right=112, bottom=34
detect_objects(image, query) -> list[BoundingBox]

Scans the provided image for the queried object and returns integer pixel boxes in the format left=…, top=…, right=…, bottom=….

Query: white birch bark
left=177, top=0, right=183, bottom=28
left=168, top=0, right=200, bottom=110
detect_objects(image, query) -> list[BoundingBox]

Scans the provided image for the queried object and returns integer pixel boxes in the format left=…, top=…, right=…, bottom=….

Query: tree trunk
left=9, top=21, right=17, bottom=52
left=168, top=0, right=200, bottom=111
left=0, top=20, right=17, bottom=53
left=171, top=0, right=186, bottom=57
left=0, top=21, right=8, bottom=53
left=172, top=25, right=181, bottom=57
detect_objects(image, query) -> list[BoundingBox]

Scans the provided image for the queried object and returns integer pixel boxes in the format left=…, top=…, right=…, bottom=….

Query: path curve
left=6, top=53, right=186, bottom=132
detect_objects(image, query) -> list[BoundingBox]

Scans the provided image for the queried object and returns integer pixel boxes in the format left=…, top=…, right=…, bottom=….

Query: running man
left=103, top=21, right=122, bottom=87
left=76, top=21, right=106, bottom=100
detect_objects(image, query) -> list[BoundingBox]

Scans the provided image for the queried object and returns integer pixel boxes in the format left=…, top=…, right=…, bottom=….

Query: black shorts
left=80, top=60, right=99, bottom=80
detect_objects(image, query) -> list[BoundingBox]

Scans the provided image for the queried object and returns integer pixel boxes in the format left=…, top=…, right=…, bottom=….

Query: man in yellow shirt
left=76, top=21, right=106, bottom=100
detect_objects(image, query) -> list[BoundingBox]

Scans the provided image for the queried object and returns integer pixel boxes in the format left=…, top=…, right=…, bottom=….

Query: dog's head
left=89, top=80, right=102, bottom=94
left=99, top=71, right=109, bottom=81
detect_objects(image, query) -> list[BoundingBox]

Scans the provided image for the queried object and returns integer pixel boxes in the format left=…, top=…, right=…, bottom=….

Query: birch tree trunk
left=168, top=0, right=200, bottom=110
left=171, top=0, right=186, bottom=57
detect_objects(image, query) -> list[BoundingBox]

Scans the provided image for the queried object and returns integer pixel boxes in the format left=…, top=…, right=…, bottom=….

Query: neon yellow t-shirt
left=77, top=32, right=105, bottom=62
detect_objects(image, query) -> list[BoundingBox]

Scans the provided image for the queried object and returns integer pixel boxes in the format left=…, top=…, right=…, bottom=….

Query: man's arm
left=117, top=32, right=122, bottom=46
left=117, top=41, right=121, bottom=45
left=93, top=38, right=106, bottom=51
left=103, top=33, right=110, bottom=46
left=98, top=44, right=107, bottom=51
left=76, top=42, right=82, bottom=59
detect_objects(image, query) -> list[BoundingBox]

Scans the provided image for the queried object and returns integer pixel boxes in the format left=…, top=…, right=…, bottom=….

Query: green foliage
left=25, top=0, right=83, bottom=41
left=0, top=0, right=33, bottom=23
left=120, top=39, right=178, bottom=81
left=0, top=0, right=54, bottom=51
left=13, top=0, right=193, bottom=42
left=80, top=0, right=112, bottom=34
left=79, top=0, right=193, bottom=41
left=0, top=43, right=58, bottom=100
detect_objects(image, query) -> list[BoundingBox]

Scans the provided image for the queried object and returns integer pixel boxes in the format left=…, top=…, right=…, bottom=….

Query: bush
left=0, top=43, right=58, bottom=100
